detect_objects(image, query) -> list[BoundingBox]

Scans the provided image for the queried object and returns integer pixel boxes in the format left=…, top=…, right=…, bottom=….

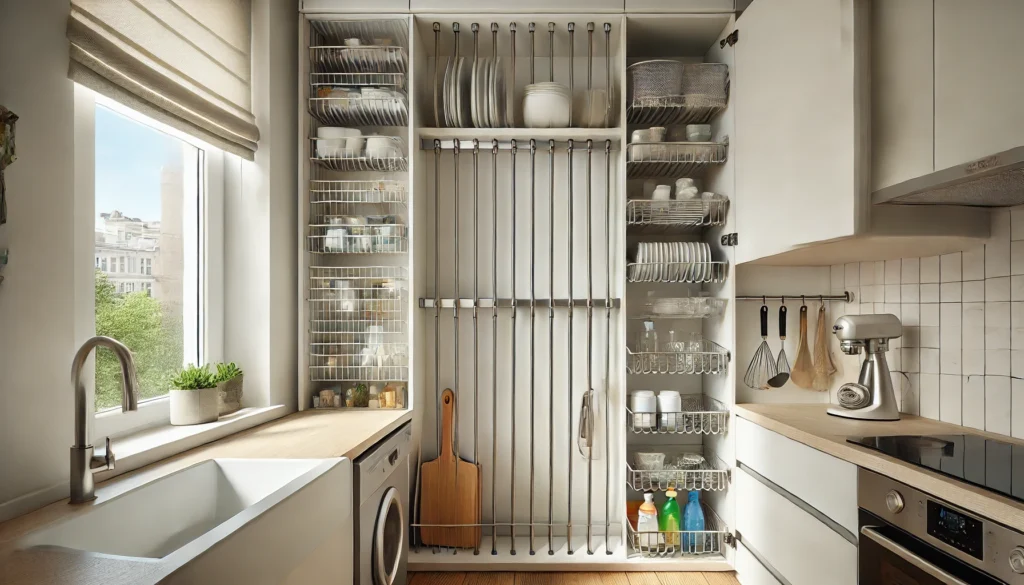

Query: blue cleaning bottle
left=682, top=490, right=706, bottom=551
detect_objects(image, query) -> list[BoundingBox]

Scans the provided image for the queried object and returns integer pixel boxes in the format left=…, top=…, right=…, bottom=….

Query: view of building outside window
left=94, top=105, right=194, bottom=411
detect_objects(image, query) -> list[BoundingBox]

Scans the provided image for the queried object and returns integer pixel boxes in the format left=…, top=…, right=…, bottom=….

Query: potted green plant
left=215, top=362, right=244, bottom=415
left=169, top=364, right=220, bottom=425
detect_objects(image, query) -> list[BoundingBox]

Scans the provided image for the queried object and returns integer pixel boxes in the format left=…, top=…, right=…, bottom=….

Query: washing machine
left=355, top=422, right=410, bottom=585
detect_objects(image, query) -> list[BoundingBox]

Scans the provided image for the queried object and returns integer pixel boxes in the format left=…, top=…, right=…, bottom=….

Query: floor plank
left=701, top=573, right=740, bottom=585
left=558, top=572, right=610, bottom=585
left=412, top=572, right=468, bottom=585
left=625, top=573, right=662, bottom=585
left=599, top=573, right=632, bottom=585
left=657, top=573, right=710, bottom=585
left=515, top=573, right=555, bottom=585
left=464, top=573, right=517, bottom=585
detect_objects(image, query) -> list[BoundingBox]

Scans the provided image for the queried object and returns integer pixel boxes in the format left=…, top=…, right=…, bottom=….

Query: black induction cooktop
left=848, top=434, right=1024, bottom=504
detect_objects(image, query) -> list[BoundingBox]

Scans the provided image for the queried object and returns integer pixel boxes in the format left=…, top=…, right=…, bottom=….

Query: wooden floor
left=409, top=572, right=741, bottom=585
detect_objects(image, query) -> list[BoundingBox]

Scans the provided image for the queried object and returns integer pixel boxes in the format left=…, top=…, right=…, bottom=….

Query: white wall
left=0, top=0, right=80, bottom=514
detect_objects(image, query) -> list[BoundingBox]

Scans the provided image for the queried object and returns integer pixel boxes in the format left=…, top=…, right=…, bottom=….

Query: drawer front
left=736, top=541, right=784, bottom=585
left=736, top=468, right=858, bottom=585
left=736, top=417, right=858, bottom=534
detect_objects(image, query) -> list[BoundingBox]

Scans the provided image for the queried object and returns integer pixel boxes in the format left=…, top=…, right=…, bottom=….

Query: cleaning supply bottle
left=682, top=490, right=706, bottom=551
left=659, top=487, right=682, bottom=546
left=637, top=492, right=660, bottom=549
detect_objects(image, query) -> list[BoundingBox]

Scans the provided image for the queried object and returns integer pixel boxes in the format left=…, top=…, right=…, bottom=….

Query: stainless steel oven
left=859, top=468, right=1024, bottom=584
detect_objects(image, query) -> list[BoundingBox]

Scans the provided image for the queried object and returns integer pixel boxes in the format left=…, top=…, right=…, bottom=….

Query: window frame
left=75, top=87, right=224, bottom=441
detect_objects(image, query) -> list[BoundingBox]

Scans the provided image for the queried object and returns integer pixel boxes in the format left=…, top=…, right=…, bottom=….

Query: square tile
left=903, top=326, right=920, bottom=348
left=1012, top=276, right=1024, bottom=301
left=941, top=347, right=962, bottom=374
left=986, top=301, right=1012, bottom=327
left=941, top=252, right=962, bottom=283
left=962, top=247, right=986, bottom=281
left=831, top=264, right=845, bottom=293
left=921, top=303, right=940, bottom=326
left=1013, top=350, right=1024, bottom=377
left=920, top=374, right=940, bottom=418
left=987, top=240, right=1011, bottom=278
left=903, top=373, right=921, bottom=415
left=963, top=280, right=985, bottom=302
left=963, top=325, right=986, bottom=350
left=1013, top=302, right=1024, bottom=328
left=1013, top=328, right=1024, bottom=350
left=860, top=285, right=876, bottom=303
left=987, top=349, right=1011, bottom=375
left=902, top=303, right=920, bottom=326
left=987, top=276, right=1012, bottom=301
left=885, top=284, right=901, bottom=303
left=962, top=302, right=985, bottom=329
left=987, top=327, right=1011, bottom=350
left=941, top=282, right=962, bottom=302
left=940, top=374, right=962, bottom=424
left=901, top=284, right=920, bottom=303
left=986, top=376, right=1012, bottom=435
left=961, top=375, right=986, bottom=431
left=921, top=348, right=940, bottom=373
left=889, top=348, right=902, bottom=370
left=860, top=262, right=875, bottom=286
left=921, top=326, right=941, bottom=348
left=941, top=303, right=962, bottom=328
left=921, top=284, right=940, bottom=303
left=845, top=263, right=860, bottom=287
left=885, top=259, right=901, bottom=284
left=883, top=303, right=901, bottom=319
left=921, top=256, right=940, bottom=284
left=1013, top=378, right=1024, bottom=439
left=875, top=261, right=886, bottom=286
left=901, top=347, right=920, bottom=373
left=1013, top=241, right=1024, bottom=275
left=963, top=350, right=985, bottom=375
left=901, top=258, right=920, bottom=284
left=1012, top=206, right=1024, bottom=241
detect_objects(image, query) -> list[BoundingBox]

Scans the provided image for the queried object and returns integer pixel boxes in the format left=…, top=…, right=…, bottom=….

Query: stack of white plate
left=628, top=241, right=713, bottom=282
left=440, top=57, right=507, bottom=128
left=523, top=82, right=571, bottom=128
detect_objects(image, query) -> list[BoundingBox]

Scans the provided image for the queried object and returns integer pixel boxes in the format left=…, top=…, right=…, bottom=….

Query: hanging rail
left=422, top=139, right=619, bottom=151
left=736, top=292, right=854, bottom=302
left=419, top=298, right=620, bottom=309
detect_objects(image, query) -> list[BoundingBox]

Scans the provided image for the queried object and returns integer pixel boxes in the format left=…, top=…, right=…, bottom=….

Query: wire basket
left=626, top=337, right=729, bottom=375
left=626, top=141, right=728, bottom=179
left=626, top=260, right=728, bottom=284
left=310, top=45, right=408, bottom=74
left=310, top=20, right=409, bottom=50
left=626, top=197, right=728, bottom=233
left=308, top=221, right=408, bottom=254
left=309, top=94, right=408, bottom=127
left=310, top=179, right=407, bottom=206
left=627, top=450, right=729, bottom=492
left=635, top=295, right=727, bottom=320
left=627, top=63, right=729, bottom=126
left=627, top=503, right=730, bottom=558
left=627, top=396, right=728, bottom=435
left=311, top=136, right=408, bottom=172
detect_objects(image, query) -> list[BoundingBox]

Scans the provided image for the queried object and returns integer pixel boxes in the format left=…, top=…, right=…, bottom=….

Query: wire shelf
left=309, top=362, right=409, bottom=383
left=309, top=20, right=409, bottom=50
left=633, top=296, right=727, bottom=320
left=311, top=72, right=406, bottom=88
left=310, top=45, right=408, bottom=73
left=311, top=155, right=408, bottom=173
left=626, top=337, right=729, bottom=375
left=626, top=96, right=727, bottom=127
left=626, top=142, right=728, bottom=179
left=309, top=94, right=409, bottom=127
left=626, top=260, right=728, bottom=284
left=627, top=503, right=730, bottom=558
left=310, top=180, right=407, bottom=205
left=308, top=221, right=408, bottom=254
left=627, top=450, right=729, bottom=492
left=626, top=62, right=729, bottom=127
left=626, top=197, right=728, bottom=233
left=627, top=396, right=728, bottom=435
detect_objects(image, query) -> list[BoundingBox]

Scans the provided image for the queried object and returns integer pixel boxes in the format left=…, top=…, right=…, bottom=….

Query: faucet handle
left=90, top=436, right=115, bottom=473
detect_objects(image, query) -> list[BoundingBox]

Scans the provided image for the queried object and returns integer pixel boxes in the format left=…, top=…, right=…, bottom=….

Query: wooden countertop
left=735, top=403, right=1024, bottom=532
left=0, top=408, right=411, bottom=585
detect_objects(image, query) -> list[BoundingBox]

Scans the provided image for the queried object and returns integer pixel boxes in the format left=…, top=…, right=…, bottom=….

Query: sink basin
left=21, top=458, right=353, bottom=584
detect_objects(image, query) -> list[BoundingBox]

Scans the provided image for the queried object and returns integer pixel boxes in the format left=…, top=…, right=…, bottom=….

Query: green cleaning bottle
left=659, top=486, right=682, bottom=545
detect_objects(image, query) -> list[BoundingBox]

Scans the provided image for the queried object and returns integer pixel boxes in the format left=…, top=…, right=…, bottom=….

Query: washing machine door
left=373, top=486, right=405, bottom=585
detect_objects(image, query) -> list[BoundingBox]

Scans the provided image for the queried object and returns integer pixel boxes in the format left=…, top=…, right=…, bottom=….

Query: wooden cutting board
left=419, top=389, right=481, bottom=548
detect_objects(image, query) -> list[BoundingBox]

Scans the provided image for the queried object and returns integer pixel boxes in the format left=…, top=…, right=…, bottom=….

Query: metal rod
left=568, top=23, right=575, bottom=128
left=737, top=292, right=854, bottom=302
left=529, top=138, right=537, bottom=555
left=433, top=23, right=440, bottom=127
left=509, top=139, right=518, bottom=555
left=585, top=139, right=594, bottom=555
left=546, top=139, right=555, bottom=556
left=509, top=23, right=516, bottom=127
left=566, top=139, right=575, bottom=555
left=452, top=139, right=461, bottom=554
left=603, top=139, right=612, bottom=554
left=472, top=24, right=479, bottom=130
left=604, top=23, right=611, bottom=128
left=548, top=23, right=555, bottom=83
left=472, top=139, right=480, bottom=556
left=587, top=23, right=594, bottom=91
left=418, top=298, right=621, bottom=309
left=529, top=23, right=535, bottom=85
left=491, top=23, right=498, bottom=62
left=432, top=140, right=442, bottom=548
left=490, top=139, right=499, bottom=556
left=421, top=139, right=620, bottom=150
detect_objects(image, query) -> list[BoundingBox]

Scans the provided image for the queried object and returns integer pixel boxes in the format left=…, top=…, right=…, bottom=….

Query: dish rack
left=626, top=337, right=729, bottom=375
left=626, top=141, right=728, bottom=179
left=626, top=197, right=729, bottom=233
left=627, top=449, right=730, bottom=492
left=308, top=179, right=408, bottom=254
left=634, top=295, right=727, bottom=320
left=311, top=136, right=409, bottom=172
left=627, top=395, right=728, bottom=435
left=626, top=63, right=729, bottom=126
left=626, top=259, right=728, bottom=284
left=626, top=503, right=731, bottom=558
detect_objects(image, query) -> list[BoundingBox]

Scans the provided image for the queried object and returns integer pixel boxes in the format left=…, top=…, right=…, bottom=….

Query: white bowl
left=317, top=126, right=359, bottom=139
left=523, top=84, right=571, bottom=128
left=365, top=136, right=399, bottom=159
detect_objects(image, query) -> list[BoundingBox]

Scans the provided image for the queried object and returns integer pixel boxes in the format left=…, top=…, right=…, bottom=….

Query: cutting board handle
left=440, top=388, right=455, bottom=464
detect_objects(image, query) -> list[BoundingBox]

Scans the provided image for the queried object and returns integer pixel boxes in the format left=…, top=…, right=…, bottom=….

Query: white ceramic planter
left=170, top=387, right=219, bottom=425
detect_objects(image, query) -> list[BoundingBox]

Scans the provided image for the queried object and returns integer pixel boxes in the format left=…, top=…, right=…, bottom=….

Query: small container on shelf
left=627, top=501, right=729, bottom=558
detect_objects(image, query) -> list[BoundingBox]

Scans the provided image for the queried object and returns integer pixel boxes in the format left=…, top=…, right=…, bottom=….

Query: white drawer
left=736, top=541, right=784, bottom=585
left=736, top=417, right=858, bottom=534
left=736, top=468, right=858, bottom=585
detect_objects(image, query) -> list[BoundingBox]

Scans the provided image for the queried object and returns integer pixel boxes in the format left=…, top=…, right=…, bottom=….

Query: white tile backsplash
left=921, top=283, right=940, bottom=303
left=986, top=376, right=1011, bottom=435
left=940, top=282, right=962, bottom=302
left=987, top=276, right=1011, bottom=301
left=921, top=256, right=940, bottom=283
left=962, top=247, right=986, bottom=281
left=940, top=374, right=963, bottom=423
left=941, top=253, right=962, bottom=283
left=963, top=280, right=985, bottom=302
left=962, top=376, right=985, bottom=430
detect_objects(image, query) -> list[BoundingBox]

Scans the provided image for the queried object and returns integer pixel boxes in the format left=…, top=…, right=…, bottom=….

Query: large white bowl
left=523, top=84, right=571, bottom=128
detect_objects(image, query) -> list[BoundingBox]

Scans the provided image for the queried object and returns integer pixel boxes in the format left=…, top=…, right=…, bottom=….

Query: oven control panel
left=860, top=468, right=1024, bottom=583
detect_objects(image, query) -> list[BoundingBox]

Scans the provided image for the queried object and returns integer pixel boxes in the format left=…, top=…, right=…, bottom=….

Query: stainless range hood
left=872, top=146, right=1024, bottom=207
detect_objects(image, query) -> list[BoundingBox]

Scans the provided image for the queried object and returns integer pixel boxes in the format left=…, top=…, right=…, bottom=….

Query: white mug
left=652, top=185, right=672, bottom=200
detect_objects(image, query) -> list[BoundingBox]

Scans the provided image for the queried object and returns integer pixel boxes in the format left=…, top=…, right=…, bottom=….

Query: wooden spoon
left=790, top=304, right=815, bottom=389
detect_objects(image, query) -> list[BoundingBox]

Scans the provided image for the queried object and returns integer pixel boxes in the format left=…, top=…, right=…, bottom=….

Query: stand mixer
left=827, top=314, right=903, bottom=421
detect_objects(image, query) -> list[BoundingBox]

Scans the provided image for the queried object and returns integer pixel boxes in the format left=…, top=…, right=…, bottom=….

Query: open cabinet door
left=733, top=0, right=869, bottom=265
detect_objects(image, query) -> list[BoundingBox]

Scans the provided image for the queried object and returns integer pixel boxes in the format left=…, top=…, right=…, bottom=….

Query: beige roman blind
left=68, top=0, right=259, bottom=159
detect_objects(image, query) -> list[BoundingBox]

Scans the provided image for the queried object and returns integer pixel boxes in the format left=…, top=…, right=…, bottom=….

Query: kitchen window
left=78, top=88, right=224, bottom=439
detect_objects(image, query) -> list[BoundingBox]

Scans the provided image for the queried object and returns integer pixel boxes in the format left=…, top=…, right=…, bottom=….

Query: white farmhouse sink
left=22, top=458, right=354, bottom=584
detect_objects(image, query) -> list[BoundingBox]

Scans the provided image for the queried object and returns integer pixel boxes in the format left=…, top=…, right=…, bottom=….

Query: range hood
left=872, top=146, right=1024, bottom=207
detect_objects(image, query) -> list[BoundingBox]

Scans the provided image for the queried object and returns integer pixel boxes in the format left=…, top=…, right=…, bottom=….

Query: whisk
left=745, top=302, right=778, bottom=390
left=768, top=304, right=791, bottom=387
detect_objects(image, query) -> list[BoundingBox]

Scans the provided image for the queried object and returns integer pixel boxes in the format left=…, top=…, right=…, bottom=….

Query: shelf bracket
left=720, top=233, right=738, bottom=246
left=720, top=29, right=739, bottom=48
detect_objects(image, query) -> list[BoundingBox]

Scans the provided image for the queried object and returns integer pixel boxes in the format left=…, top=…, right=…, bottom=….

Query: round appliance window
left=374, top=487, right=404, bottom=585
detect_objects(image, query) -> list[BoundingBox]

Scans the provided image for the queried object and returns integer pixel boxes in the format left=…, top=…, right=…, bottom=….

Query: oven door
left=859, top=511, right=1002, bottom=585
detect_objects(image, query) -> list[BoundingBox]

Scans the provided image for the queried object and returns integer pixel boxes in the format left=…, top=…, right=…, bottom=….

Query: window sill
left=96, top=405, right=288, bottom=483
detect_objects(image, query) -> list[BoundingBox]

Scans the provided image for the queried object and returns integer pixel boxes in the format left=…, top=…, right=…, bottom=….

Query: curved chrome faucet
left=70, top=336, right=139, bottom=503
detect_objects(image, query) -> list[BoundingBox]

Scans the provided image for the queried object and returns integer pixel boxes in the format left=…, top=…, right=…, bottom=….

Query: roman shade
left=68, top=0, right=259, bottom=159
